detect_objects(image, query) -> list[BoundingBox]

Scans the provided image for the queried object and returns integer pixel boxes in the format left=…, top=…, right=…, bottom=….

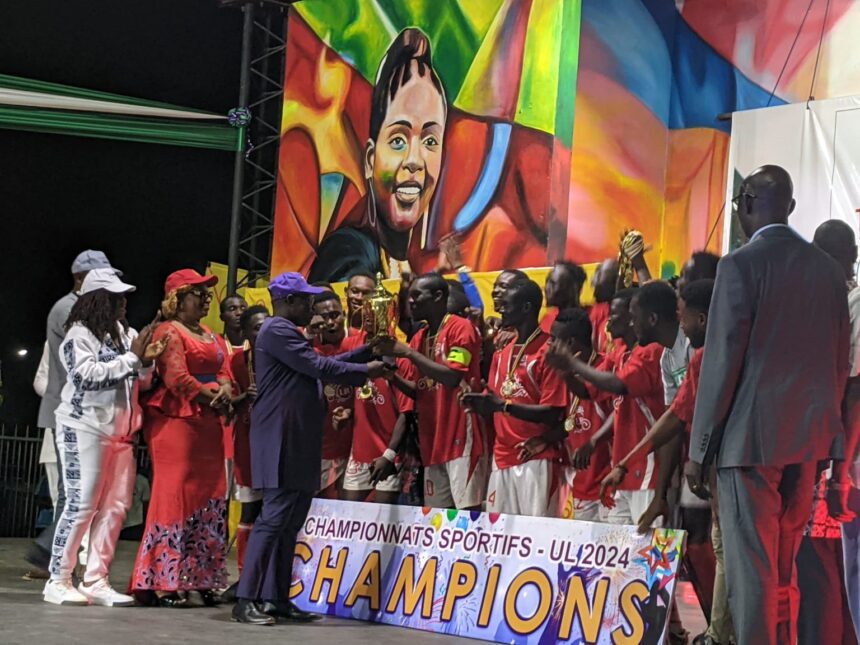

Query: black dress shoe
left=199, top=590, right=221, bottom=607
left=259, top=600, right=322, bottom=622
left=155, top=592, right=189, bottom=608
left=232, top=599, right=275, bottom=626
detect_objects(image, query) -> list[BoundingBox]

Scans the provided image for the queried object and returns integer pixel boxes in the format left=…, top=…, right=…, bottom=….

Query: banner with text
left=291, top=500, right=685, bottom=644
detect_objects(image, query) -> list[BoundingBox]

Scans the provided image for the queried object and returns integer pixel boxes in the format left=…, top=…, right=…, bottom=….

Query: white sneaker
left=77, top=578, right=135, bottom=607
left=44, top=579, right=90, bottom=606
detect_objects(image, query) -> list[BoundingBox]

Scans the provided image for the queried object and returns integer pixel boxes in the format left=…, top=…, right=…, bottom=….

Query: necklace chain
left=504, top=327, right=544, bottom=383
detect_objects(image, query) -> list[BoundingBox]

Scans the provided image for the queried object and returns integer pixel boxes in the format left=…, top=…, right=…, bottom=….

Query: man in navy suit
left=233, top=273, right=386, bottom=625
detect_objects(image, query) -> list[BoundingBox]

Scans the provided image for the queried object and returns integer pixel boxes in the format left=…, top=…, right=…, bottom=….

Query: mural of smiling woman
left=309, top=28, right=447, bottom=283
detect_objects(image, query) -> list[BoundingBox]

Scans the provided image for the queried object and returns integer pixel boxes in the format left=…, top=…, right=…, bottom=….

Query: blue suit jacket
left=250, top=317, right=370, bottom=490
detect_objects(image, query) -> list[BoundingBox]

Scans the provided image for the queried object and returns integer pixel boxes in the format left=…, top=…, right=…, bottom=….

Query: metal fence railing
left=0, top=424, right=44, bottom=538
left=0, top=425, right=153, bottom=538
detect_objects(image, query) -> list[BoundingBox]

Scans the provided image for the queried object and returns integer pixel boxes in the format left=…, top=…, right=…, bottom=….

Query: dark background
left=0, top=1, right=246, bottom=423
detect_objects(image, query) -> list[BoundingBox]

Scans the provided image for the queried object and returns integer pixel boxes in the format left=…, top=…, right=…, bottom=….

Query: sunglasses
left=731, top=189, right=757, bottom=210
left=188, top=289, right=213, bottom=301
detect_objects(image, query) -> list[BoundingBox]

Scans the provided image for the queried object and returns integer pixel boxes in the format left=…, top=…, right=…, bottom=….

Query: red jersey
left=404, top=315, right=484, bottom=466
left=588, top=302, right=612, bottom=355
left=229, top=343, right=254, bottom=487
left=670, top=347, right=703, bottom=425
left=218, top=336, right=242, bottom=460
left=341, top=332, right=414, bottom=463
left=487, top=330, right=568, bottom=469
left=606, top=342, right=667, bottom=490
left=539, top=308, right=558, bottom=334
left=564, top=360, right=613, bottom=501
left=313, top=338, right=356, bottom=460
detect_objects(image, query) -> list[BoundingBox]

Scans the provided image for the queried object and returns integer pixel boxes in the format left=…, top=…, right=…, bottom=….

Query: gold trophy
left=358, top=273, right=398, bottom=399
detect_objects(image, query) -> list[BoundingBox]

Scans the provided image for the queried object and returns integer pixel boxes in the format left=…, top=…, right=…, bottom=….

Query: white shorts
left=343, top=454, right=401, bottom=492
left=425, top=452, right=489, bottom=510
left=236, top=485, right=262, bottom=504
left=571, top=498, right=607, bottom=522
left=486, top=459, right=561, bottom=518
left=319, top=458, right=347, bottom=493
left=606, top=489, right=664, bottom=528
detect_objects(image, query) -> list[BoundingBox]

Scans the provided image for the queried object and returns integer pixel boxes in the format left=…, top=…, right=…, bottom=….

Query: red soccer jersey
left=564, top=365, right=613, bottom=501
left=539, top=308, right=558, bottom=334
left=607, top=342, right=667, bottom=491
left=229, top=343, right=253, bottom=487
left=487, top=330, right=568, bottom=469
left=404, top=315, right=484, bottom=466
left=313, top=338, right=356, bottom=460
left=589, top=302, right=612, bottom=355
left=670, top=347, right=703, bottom=426
left=341, top=332, right=414, bottom=463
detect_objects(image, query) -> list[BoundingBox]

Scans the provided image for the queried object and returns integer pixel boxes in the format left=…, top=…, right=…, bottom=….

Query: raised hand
left=130, top=325, right=154, bottom=360
left=143, top=336, right=168, bottom=362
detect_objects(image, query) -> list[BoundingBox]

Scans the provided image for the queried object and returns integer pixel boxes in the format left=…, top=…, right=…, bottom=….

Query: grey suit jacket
left=690, top=225, right=850, bottom=468
left=37, top=291, right=78, bottom=429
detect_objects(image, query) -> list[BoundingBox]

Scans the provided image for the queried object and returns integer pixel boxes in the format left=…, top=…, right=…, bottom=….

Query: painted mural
left=271, top=0, right=860, bottom=282
left=271, top=0, right=581, bottom=282
left=573, top=0, right=860, bottom=277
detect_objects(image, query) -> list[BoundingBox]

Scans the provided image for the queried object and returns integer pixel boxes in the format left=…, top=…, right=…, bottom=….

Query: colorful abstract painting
left=271, top=0, right=860, bottom=282
left=271, top=0, right=581, bottom=282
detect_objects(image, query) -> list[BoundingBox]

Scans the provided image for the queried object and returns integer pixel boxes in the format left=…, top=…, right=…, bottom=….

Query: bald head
left=814, top=220, right=858, bottom=281
left=592, top=258, right=619, bottom=303
left=737, top=165, right=796, bottom=238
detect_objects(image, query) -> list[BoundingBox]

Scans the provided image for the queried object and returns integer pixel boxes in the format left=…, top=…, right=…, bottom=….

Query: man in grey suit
left=686, top=165, right=850, bottom=645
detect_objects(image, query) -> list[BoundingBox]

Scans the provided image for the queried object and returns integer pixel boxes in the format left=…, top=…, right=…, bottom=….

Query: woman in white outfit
left=43, top=268, right=166, bottom=607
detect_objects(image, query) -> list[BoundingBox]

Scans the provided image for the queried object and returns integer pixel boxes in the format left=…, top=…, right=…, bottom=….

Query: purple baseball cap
left=268, top=272, right=326, bottom=300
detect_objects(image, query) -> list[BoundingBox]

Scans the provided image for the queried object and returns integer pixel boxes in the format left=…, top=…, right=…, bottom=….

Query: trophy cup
left=358, top=273, right=398, bottom=399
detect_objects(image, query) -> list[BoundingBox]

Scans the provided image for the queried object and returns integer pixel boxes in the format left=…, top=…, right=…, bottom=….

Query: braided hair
left=65, top=289, right=125, bottom=349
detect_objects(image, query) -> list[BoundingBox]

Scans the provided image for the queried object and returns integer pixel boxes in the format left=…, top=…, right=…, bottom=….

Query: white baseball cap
left=80, top=268, right=136, bottom=295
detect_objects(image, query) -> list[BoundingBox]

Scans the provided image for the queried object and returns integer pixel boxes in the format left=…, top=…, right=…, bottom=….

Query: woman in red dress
left=131, top=269, right=233, bottom=607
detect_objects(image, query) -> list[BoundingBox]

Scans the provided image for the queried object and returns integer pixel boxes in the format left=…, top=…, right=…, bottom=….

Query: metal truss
left=225, top=2, right=292, bottom=291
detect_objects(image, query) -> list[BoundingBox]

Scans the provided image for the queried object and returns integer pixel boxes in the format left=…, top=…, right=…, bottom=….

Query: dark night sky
left=0, top=1, right=248, bottom=422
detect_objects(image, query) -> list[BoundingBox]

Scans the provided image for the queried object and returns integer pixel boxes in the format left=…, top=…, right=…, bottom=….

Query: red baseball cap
left=164, top=268, right=218, bottom=295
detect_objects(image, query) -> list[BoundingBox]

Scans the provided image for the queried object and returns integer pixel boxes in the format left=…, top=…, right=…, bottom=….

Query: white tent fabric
left=726, top=95, right=860, bottom=254
left=0, top=88, right=223, bottom=120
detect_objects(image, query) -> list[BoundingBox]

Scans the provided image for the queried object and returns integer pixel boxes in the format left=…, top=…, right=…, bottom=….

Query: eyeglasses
left=188, top=289, right=213, bottom=301
left=731, top=189, right=757, bottom=210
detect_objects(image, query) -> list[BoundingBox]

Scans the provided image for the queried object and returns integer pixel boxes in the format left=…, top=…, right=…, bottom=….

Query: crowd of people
left=25, top=165, right=860, bottom=645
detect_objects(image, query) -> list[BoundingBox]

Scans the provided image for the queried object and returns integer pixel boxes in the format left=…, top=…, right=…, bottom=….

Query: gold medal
left=500, top=378, right=516, bottom=398
left=324, top=384, right=336, bottom=399
left=564, top=416, right=576, bottom=432
left=358, top=381, right=374, bottom=400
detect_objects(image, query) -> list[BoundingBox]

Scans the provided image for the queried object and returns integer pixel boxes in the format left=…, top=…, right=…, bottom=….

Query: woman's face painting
left=366, top=62, right=446, bottom=233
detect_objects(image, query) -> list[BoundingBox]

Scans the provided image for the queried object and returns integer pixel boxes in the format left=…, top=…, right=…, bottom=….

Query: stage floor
left=0, top=537, right=705, bottom=644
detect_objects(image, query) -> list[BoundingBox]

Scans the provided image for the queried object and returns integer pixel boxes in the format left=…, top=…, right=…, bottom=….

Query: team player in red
left=229, top=305, right=269, bottom=580
left=599, top=280, right=714, bottom=529
left=547, top=308, right=613, bottom=522
left=548, top=287, right=667, bottom=526
left=463, top=280, right=568, bottom=517
left=310, top=291, right=357, bottom=497
left=339, top=330, right=413, bottom=504
left=388, top=273, right=488, bottom=510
